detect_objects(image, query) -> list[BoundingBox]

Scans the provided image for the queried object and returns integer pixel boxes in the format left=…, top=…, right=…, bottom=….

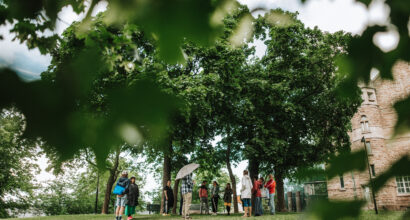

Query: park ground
left=7, top=211, right=407, bottom=220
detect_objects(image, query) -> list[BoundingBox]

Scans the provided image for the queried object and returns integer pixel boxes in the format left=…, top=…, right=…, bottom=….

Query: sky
left=0, top=0, right=397, bottom=201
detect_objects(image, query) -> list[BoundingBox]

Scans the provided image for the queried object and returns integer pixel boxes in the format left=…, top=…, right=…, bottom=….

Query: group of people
left=240, top=170, right=276, bottom=217
left=171, top=173, right=235, bottom=219
left=112, top=169, right=276, bottom=220
left=114, top=171, right=140, bottom=220
left=197, top=180, right=234, bottom=215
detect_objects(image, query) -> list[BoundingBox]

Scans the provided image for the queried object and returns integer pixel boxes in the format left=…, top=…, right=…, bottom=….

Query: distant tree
left=0, top=108, right=40, bottom=218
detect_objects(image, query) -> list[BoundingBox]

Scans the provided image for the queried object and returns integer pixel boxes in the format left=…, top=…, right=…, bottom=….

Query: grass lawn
left=8, top=211, right=406, bottom=220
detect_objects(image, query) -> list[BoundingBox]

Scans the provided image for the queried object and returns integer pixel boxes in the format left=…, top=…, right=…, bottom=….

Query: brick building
left=326, top=61, right=410, bottom=210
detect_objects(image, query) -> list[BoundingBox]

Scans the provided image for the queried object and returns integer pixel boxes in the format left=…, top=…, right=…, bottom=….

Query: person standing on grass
left=181, top=173, right=194, bottom=220
left=124, top=177, right=139, bottom=220
left=210, top=181, right=220, bottom=215
left=264, top=174, right=276, bottom=215
left=240, top=170, right=252, bottom=217
left=115, top=171, right=130, bottom=220
left=223, top=183, right=233, bottom=215
left=163, top=180, right=174, bottom=216
left=199, top=181, right=209, bottom=214
left=252, top=176, right=264, bottom=216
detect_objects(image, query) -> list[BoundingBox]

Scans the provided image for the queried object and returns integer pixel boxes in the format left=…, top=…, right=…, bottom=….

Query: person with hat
left=124, top=176, right=139, bottom=220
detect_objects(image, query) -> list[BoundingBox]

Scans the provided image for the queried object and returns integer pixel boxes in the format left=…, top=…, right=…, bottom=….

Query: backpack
left=113, top=183, right=125, bottom=195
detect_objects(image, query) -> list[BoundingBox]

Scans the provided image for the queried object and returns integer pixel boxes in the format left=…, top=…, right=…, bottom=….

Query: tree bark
left=248, top=158, right=259, bottom=215
left=275, top=170, right=285, bottom=212
left=172, top=179, right=180, bottom=214
left=160, top=141, right=172, bottom=214
left=102, top=147, right=121, bottom=214
left=226, top=144, right=239, bottom=213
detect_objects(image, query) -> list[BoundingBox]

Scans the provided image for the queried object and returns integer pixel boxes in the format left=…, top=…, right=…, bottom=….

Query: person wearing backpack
left=124, top=177, right=139, bottom=220
left=114, top=171, right=130, bottom=220
left=264, top=174, right=276, bottom=215
left=199, top=181, right=209, bottom=215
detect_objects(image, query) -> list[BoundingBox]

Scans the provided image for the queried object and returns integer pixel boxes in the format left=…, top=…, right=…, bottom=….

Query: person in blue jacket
left=115, top=171, right=130, bottom=220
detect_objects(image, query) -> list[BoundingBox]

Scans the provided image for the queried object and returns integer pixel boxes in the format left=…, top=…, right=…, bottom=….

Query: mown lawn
left=9, top=211, right=407, bottom=220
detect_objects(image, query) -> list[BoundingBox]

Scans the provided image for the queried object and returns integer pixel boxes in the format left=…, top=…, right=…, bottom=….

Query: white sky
left=0, top=0, right=399, bottom=202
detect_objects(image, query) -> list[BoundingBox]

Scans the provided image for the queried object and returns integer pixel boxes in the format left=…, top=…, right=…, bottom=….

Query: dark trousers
left=163, top=199, right=173, bottom=214
left=179, top=196, right=183, bottom=215
left=211, top=197, right=219, bottom=213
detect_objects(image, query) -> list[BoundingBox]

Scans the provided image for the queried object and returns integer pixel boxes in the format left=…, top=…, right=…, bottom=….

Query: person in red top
left=199, top=181, right=209, bottom=214
left=252, top=176, right=263, bottom=216
left=264, top=174, right=276, bottom=215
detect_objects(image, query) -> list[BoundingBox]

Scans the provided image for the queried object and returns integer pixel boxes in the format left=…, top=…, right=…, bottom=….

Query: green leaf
left=393, top=96, right=410, bottom=135
left=326, top=150, right=367, bottom=179
left=372, top=155, right=410, bottom=193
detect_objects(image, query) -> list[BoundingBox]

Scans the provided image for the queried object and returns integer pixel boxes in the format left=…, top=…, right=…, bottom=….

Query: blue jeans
left=268, top=193, right=275, bottom=214
left=255, top=197, right=263, bottom=216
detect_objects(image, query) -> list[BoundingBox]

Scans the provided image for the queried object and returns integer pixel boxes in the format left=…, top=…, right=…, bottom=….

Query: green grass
left=8, top=211, right=406, bottom=220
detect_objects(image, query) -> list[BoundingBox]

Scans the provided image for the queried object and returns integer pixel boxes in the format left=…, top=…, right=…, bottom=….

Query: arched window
left=360, top=115, right=370, bottom=132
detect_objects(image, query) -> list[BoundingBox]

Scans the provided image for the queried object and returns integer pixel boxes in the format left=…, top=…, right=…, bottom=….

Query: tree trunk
left=172, top=179, right=180, bottom=214
left=102, top=147, right=121, bottom=214
left=226, top=144, right=239, bottom=213
left=249, top=158, right=259, bottom=215
left=160, top=141, right=172, bottom=214
left=275, top=171, right=285, bottom=212
left=94, top=173, right=100, bottom=214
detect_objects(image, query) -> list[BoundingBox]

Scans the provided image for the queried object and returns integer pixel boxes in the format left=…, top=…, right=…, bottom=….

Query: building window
left=370, top=164, right=376, bottom=177
left=360, top=115, right=370, bottom=132
left=396, top=176, right=410, bottom=194
left=366, top=142, right=372, bottom=154
left=340, top=176, right=345, bottom=189
left=367, top=91, right=376, bottom=102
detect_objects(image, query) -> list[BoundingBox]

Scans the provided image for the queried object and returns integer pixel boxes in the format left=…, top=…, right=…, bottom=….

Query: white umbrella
left=176, top=163, right=199, bottom=180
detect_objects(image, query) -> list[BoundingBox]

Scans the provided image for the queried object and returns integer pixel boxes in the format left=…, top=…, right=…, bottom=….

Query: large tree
left=236, top=10, right=362, bottom=211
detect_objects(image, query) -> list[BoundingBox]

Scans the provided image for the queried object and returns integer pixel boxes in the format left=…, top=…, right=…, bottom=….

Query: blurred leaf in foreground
left=393, top=96, right=410, bottom=135
left=372, top=155, right=410, bottom=193
left=308, top=199, right=365, bottom=220
left=326, top=150, right=367, bottom=179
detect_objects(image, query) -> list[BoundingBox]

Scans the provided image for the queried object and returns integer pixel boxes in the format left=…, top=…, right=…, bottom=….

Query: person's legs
left=182, top=194, right=186, bottom=218
left=248, top=199, right=252, bottom=217
left=215, top=197, right=219, bottom=214
left=256, top=197, right=262, bottom=216
left=179, top=196, right=183, bottom=215
left=184, top=192, right=192, bottom=218
left=242, top=199, right=250, bottom=217
left=269, top=193, right=275, bottom=215
left=200, top=198, right=203, bottom=214
left=115, top=197, right=121, bottom=219
left=205, top=198, right=209, bottom=214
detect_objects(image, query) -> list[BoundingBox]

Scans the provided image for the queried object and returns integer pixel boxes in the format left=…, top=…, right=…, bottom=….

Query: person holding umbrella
left=176, top=163, right=199, bottom=220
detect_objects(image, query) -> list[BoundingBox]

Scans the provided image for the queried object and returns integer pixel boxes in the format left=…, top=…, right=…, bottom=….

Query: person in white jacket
left=240, top=170, right=253, bottom=217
